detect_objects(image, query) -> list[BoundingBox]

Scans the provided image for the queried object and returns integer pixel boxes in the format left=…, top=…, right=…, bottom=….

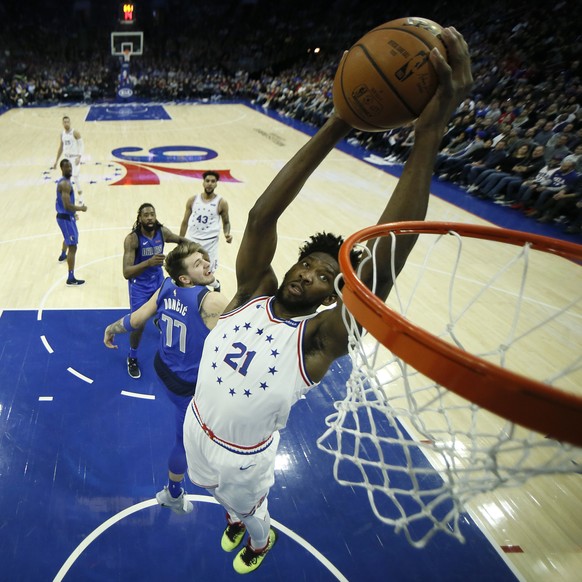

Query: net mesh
left=317, top=226, right=582, bottom=547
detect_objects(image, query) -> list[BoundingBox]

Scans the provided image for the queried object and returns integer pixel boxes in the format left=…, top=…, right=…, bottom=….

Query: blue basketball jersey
left=156, top=277, right=210, bottom=384
left=131, top=227, right=165, bottom=289
left=55, top=177, right=75, bottom=216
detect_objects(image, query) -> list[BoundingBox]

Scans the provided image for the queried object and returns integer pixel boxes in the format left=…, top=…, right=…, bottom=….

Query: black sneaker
left=127, top=357, right=141, bottom=379
left=232, top=529, right=277, bottom=574
left=58, top=252, right=67, bottom=262
left=221, top=521, right=246, bottom=552
left=66, top=278, right=85, bottom=286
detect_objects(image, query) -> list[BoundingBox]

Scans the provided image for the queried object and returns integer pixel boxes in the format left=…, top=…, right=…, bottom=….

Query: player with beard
left=179, top=170, right=232, bottom=292
left=182, top=27, right=472, bottom=574
left=122, top=203, right=188, bottom=379
left=55, top=158, right=87, bottom=285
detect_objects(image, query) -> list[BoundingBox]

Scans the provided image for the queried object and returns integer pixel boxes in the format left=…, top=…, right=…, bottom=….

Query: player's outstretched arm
left=361, top=27, right=473, bottom=300
left=307, top=28, right=473, bottom=377
left=235, top=115, right=352, bottom=301
left=162, top=226, right=188, bottom=245
left=103, top=290, right=160, bottom=348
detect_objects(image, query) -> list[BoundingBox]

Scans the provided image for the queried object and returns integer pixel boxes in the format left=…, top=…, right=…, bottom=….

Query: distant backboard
left=111, top=31, right=143, bottom=56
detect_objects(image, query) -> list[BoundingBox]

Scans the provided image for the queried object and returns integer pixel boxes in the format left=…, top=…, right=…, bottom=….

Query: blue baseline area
left=0, top=309, right=516, bottom=581
left=86, top=104, right=172, bottom=121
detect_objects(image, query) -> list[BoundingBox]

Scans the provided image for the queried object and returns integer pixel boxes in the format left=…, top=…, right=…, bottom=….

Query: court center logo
left=110, top=146, right=241, bottom=185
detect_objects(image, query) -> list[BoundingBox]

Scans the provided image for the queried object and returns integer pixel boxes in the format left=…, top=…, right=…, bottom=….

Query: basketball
left=333, top=17, right=447, bottom=131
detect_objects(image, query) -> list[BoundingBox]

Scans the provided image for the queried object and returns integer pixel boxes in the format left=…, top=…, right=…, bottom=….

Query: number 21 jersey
left=194, top=296, right=317, bottom=447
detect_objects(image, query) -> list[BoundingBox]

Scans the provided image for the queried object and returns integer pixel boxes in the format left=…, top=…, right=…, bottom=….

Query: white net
left=317, top=225, right=582, bottom=548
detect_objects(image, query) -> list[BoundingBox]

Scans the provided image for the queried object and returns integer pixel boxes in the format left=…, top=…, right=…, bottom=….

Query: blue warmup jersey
left=155, top=277, right=210, bottom=387
left=129, top=227, right=165, bottom=310
left=55, top=177, right=79, bottom=245
left=55, top=177, right=75, bottom=216
left=132, top=227, right=164, bottom=284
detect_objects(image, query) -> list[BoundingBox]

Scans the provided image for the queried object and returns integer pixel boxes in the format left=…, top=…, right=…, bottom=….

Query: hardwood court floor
left=0, top=102, right=580, bottom=581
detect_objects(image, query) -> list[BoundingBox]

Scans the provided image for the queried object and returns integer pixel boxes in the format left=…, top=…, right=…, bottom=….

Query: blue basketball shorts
left=56, top=214, right=79, bottom=246
left=128, top=274, right=163, bottom=311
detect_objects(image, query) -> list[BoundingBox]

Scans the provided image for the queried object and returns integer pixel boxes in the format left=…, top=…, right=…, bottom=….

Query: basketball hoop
left=317, top=221, right=582, bottom=547
left=122, top=48, right=131, bottom=63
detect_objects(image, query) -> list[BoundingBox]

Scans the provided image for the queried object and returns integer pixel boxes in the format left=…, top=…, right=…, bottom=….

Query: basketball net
left=317, top=222, right=582, bottom=548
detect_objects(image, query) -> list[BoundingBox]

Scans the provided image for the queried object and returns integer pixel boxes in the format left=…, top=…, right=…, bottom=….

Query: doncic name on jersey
left=163, top=292, right=189, bottom=316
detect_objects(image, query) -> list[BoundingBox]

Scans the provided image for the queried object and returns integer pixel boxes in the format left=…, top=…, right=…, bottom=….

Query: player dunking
left=180, top=171, right=232, bottom=292
left=183, top=28, right=472, bottom=574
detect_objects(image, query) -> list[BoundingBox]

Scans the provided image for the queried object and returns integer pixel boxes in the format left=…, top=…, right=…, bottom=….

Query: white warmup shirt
left=62, top=128, right=81, bottom=158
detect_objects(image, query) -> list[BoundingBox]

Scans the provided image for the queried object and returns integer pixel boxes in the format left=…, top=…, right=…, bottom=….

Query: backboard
left=111, top=31, right=144, bottom=57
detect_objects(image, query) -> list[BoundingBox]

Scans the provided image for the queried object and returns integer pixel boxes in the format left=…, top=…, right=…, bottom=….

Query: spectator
left=509, top=155, right=563, bottom=210
left=536, top=175, right=582, bottom=225
left=524, top=157, right=579, bottom=218
left=461, top=139, right=508, bottom=187
left=544, top=133, right=572, bottom=163
left=533, top=120, right=555, bottom=146
left=434, top=133, right=492, bottom=181
left=470, top=143, right=532, bottom=198
left=491, top=144, right=547, bottom=204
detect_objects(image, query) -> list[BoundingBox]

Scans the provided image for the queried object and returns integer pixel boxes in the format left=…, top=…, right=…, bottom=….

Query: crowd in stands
left=1, top=0, right=581, bottom=234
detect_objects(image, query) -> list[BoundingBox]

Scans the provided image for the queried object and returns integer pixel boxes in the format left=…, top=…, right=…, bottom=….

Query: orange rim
left=339, top=221, right=582, bottom=447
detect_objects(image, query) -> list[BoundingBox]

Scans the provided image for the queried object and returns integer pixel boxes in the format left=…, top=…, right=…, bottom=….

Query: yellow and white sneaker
left=232, top=528, right=277, bottom=574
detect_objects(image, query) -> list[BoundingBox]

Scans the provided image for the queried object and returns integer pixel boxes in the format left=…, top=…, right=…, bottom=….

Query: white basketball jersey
left=185, top=194, right=222, bottom=241
left=194, top=296, right=318, bottom=447
left=61, top=128, right=80, bottom=157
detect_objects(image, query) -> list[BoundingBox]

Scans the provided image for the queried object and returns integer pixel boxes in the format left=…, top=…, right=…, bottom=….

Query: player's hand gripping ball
left=333, top=17, right=447, bottom=131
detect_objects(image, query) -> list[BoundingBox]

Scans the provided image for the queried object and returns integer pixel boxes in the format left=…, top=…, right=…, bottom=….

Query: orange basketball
left=333, top=17, right=447, bottom=131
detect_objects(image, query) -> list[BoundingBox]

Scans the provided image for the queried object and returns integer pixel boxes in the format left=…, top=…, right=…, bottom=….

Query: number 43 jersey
left=194, top=296, right=318, bottom=447
left=185, top=193, right=222, bottom=242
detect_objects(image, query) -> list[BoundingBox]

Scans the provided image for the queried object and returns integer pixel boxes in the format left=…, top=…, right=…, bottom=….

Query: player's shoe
left=58, top=251, right=67, bottom=262
left=127, top=357, right=141, bottom=379
left=232, top=529, right=277, bottom=574
left=155, top=486, right=193, bottom=515
left=66, top=278, right=85, bottom=286
left=221, top=521, right=247, bottom=552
